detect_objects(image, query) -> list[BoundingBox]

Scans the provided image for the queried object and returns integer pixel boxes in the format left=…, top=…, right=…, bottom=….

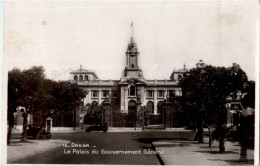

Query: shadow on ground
left=134, top=137, right=191, bottom=144
left=199, top=145, right=219, bottom=149
left=195, top=150, right=239, bottom=154
left=9, top=140, right=35, bottom=145
left=208, top=159, right=254, bottom=165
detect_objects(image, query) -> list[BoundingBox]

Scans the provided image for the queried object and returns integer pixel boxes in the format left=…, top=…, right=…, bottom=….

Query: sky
left=0, top=0, right=3, bottom=157
left=3, top=0, right=259, bottom=81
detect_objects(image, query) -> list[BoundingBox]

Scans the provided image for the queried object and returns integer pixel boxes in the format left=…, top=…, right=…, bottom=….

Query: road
left=11, top=130, right=195, bottom=165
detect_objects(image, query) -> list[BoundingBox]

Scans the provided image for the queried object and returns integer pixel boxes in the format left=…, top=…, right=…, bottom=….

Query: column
left=136, top=53, right=138, bottom=67
left=88, top=90, right=91, bottom=103
left=50, top=119, right=52, bottom=131
left=98, top=89, right=102, bottom=104
left=154, top=101, right=158, bottom=115
left=154, top=89, right=158, bottom=114
left=109, top=89, right=112, bottom=102
left=124, top=88, right=128, bottom=113
left=164, top=89, right=167, bottom=99
left=133, top=55, right=136, bottom=67
left=121, top=87, right=128, bottom=113
left=140, top=86, right=145, bottom=105
left=120, top=87, right=124, bottom=111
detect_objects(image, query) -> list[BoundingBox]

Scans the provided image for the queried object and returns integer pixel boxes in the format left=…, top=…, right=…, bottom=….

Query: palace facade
left=70, top=36, right=187, bottom=116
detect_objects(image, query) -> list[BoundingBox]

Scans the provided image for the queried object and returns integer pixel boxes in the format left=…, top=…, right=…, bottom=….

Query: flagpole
left=131, top=21, right=134, bottom=38
left=132, top=22, right=133, bottom=38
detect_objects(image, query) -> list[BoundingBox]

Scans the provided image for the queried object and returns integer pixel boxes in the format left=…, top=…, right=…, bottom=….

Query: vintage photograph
left=2, top=0, right=259, bottom=165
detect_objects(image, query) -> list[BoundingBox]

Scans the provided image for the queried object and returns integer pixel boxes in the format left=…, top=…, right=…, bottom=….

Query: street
left=9, top=130, right=195, bottom=164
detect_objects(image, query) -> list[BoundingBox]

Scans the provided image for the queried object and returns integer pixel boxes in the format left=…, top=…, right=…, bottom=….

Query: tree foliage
left=51, top=81, right=86, bottom=112
left=8, top=66, right=86, bottom=139
left=84, top=102, right=104, bottom=124
left=8, top=66, right=48, bottom=124
left=180, top=61, right=248, bottom=125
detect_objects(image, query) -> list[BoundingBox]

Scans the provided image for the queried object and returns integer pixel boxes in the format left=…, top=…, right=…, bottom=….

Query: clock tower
left=122, top=36, right=143, bottom=78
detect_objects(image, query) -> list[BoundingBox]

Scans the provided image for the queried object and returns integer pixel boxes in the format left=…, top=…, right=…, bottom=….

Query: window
left=178, top=74, right=183, bottom=80
left=157, top=90, right=164, bottom=98
left=74, top=75, right=78, bottom=81
left=129, top=86, right=136, bottom=96
left=146, top=101, right=154, bottom=114
left=146, top=90, right=153, bottom=98
left=91, top=90, right=98, bottom=98
left=157, top=101, right=164, bottom=114
left=102, top=90, right=109, bottom=98
left=84, top=75, right=88, bottom=81
left=79, top=75, right=83, bottom=82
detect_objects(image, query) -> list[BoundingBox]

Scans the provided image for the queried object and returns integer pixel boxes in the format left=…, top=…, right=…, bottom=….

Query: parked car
left=22, top=125, right=51, bottom=139
left=85, top=123, right=108, bottom=132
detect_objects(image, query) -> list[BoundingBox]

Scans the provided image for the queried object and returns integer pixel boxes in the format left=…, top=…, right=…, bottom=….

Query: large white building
left=70, top=36, right=187, bottom=118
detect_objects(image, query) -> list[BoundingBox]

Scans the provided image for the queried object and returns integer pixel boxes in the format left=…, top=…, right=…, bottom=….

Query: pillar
left=164, top=89, right=167, bottom=99
left=154, top=89, right=158, bottom=114
left=109, top=89, right=112, bottom=103
left=98, top=89, right=102, bottom=104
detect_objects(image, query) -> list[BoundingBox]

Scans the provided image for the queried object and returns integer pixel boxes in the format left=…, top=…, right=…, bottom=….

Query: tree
left=8, top=66, right=86, bottom=142
left=180, top=60, right=248, bottom=144
left=8, top=68, right=22, bottom=144
left=85, top=102, right=105, bottom=124
left=51, top=81, right=86, bottom=127
left=8, top=66, right=52, bottom=140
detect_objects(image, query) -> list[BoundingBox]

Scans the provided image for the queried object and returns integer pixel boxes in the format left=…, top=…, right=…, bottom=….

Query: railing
left=146, top=80, right=179, bottom=86
left=77, top=80, right=120, bottom=86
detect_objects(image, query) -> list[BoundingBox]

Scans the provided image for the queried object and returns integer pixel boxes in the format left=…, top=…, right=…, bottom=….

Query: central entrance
left=128, top=100, right=136, bottom=127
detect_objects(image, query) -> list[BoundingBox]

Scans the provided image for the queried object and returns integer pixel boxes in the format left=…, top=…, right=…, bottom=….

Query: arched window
left=74, top=75, right=78, bottom=81
left=84, top=75, right=88, bottom=81
left=79, top=75, right=83, bottom=82
left=146, top=101, right=154, bottom=114
left=157, top=101, right=164, bottom=114
left=178, top=74, right=183, bottom=80
left=130, top=86, right=136, bottom=96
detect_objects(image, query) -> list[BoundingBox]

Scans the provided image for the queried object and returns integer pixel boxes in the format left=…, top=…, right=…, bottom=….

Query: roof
left=70, top=67, right=99, bottom=79
left=172, top=68, right=188, bottom=73
left=70, top=68, right=91, bottom=73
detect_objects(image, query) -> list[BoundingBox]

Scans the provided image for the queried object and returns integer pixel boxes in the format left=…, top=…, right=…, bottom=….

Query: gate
left=128, top=100, right=137, bottom=127
left=140, top=101, right=175, bottom=129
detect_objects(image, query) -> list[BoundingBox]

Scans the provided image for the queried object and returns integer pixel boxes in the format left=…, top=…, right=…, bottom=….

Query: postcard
left=2, top=0, right=259, bottom=165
